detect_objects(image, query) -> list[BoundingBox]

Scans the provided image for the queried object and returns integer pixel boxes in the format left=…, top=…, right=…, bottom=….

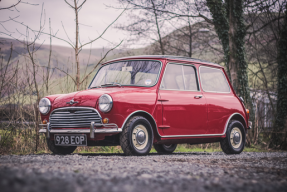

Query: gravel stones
left=0, top=152, right=287, bottom=192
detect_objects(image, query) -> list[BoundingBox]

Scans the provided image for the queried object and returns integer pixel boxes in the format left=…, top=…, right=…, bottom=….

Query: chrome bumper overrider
left=248, top=121, right=252, bottom=129
left=39, top=122, right=122, bottom=139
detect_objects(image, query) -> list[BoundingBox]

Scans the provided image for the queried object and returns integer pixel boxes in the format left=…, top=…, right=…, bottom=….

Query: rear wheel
left=220, top=120, right=246, bottom=154
left=120, top=116, right=153, bottom=156
left=154, top=144, right=177, bottom=154
left=47, top=139, right=77, bottom=155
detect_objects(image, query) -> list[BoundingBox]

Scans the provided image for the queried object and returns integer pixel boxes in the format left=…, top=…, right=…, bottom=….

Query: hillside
left=0, top=38, right=124, bottom=75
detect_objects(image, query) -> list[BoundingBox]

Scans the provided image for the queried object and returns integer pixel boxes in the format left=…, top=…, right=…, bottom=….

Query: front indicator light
left=103, top=118, right=109, bottom=124
left=246, top=109, right=249, bottom=114
left=42, top=119, right=47, bottom=124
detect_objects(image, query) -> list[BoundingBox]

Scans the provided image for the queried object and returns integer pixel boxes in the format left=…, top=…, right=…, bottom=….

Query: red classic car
left=39, top=55, right=251, bottom=155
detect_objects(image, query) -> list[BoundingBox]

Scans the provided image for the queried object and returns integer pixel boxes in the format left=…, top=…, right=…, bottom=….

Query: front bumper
left=39, top=122, right=122, bottom=139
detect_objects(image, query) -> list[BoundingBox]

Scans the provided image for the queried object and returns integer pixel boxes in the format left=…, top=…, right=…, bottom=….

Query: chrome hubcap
left=136, top=130, right=146, bottom=145
left=233, top=132, right=241, bottom=144
left=230, top=127, right=242, bottom=149
left=132, top=125, right=149, bottom=150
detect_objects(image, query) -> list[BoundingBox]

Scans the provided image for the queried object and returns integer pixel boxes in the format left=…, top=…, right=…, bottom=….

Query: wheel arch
left=226, top=113, right=247, bottom=131
left=121, top=110, right=159, bottom=138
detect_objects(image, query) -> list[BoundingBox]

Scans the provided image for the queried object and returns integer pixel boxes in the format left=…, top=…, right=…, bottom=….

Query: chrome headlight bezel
left=39, top=98, right=51, bottom=115
left=98, top=94, right=113, bottom=113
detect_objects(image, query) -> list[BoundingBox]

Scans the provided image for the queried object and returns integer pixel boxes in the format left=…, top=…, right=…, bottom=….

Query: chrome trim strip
left=121, top=110, right=158, bottom=131
left=50, top=117, right=102, bottom=120
left=39, top=128, right=122, bottom=134
left=121, top=111, right=246, bottom=138
left=222, top=113, right=246, bottom=133
left=160, top=113, right=246, bottom=138
left=161, top=133, right=225, bottom=137
left=199, top=66, right=231, bottom=93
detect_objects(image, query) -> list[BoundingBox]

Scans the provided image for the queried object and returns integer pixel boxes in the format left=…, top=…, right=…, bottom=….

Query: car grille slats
left=50, top=107, right=102, bottom=128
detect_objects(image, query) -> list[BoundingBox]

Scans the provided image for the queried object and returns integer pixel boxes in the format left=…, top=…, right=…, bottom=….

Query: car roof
left=104, top=55, right=222, bottom=67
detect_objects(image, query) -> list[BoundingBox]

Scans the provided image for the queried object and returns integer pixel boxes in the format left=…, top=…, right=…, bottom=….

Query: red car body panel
left=159, top=89, right=208, bottom=135
left=41, top=56, right=248, bottom=144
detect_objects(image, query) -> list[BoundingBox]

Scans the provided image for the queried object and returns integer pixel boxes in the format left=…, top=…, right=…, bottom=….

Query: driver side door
left=158, top=63, right=207, bottom=136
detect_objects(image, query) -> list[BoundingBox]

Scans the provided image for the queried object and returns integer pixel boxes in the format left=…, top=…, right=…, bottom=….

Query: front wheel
left=47, top=139, right=77, bottom=155
left=220, top=120, right=246, bottom=154
left=154, top=144, right=177, bottom=154
left=120, top=116, right=153, bottom=156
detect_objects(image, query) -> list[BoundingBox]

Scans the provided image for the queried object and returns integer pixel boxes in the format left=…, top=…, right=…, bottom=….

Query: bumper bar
left=39, top=122, right=122, bottom=138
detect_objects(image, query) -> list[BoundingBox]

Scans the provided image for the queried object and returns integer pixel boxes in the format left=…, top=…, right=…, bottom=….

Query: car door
left=199, top=66, right=234, bottom=134
left=158, top=63, right=208, bottom=136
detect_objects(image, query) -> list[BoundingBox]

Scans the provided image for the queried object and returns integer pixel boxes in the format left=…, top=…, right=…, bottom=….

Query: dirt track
left=0, top=152, right=287, bottom=192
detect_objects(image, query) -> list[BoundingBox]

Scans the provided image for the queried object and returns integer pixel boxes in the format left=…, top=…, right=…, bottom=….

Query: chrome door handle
left=194, top=95, right=203, bottom=99
left=158, top=99, right=169, bottom=102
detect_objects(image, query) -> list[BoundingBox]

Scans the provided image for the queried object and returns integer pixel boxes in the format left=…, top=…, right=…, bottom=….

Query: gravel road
left=0, top=152, right=287, bottom=192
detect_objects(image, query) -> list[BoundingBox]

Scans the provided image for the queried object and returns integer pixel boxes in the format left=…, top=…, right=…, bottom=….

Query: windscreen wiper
left=101, top=82, right=122, bottom=87
left=89, top=83, right=122, bottom=89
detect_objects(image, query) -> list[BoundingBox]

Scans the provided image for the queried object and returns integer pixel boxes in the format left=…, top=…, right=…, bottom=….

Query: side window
left=200, top=66, right=230, bottom=93
left=160, top=63, right=198, bottom=91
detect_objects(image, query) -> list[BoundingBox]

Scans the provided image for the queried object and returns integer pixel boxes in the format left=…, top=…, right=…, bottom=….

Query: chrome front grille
left=50, top=107, right=102, bottom=128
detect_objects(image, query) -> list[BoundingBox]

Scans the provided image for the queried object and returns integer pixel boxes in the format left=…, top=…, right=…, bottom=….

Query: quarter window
left=200, top=66, right=230, bottom=93
left=160, top=64, right=198, bottom=91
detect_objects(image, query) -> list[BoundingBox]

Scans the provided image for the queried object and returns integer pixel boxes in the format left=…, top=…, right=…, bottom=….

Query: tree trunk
left=271, top=4, right=287, bottom=148
left=206, top=0, right=254, bottom=131
left=227, top=0, right=238, bottom=90
left=227, top=0, right=250, bottom=105
left=151, top=0, right=165, bottom=55
left=188, top=18, right=192, bottom=57
left=206, top=0, right=230, bottom=79
left=74, top=0, right=80, bottom=91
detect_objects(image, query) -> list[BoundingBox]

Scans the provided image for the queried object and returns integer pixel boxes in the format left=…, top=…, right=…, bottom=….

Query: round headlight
left=98, top=94, right=113, bottom=112
left=39, top=98, right=51, bottom=115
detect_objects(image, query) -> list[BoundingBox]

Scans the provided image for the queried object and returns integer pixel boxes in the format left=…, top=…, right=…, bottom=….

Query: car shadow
left=75, top=152, right=215, bottom=157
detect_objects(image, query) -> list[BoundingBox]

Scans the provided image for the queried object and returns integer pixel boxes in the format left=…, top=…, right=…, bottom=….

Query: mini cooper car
left=39, top=55, right=251, bottom=155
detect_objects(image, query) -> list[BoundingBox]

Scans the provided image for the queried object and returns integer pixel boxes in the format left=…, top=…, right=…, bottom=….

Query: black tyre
left=120, top=116, right=154, bottom=156
left=47, top=139, right=77, bottom=155
left=154, top=144, right=177, bottom=154
left=220, top=120, right=246, bottom=154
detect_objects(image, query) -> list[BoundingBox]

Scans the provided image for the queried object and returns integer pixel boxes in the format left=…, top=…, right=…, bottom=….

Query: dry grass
left=0, top=129, right=270, bottom=155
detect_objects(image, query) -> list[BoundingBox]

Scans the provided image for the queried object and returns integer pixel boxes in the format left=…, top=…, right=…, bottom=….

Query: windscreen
left=89, top=60, right=161, bottom=88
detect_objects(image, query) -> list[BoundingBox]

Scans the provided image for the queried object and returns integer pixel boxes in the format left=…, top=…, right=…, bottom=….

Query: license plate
left=54, top=134, right=87, bottom=146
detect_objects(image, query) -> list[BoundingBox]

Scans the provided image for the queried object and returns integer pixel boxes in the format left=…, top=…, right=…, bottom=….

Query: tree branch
left=0, top=0, right=21, bottom=10
left=80, top=40, right=123, bottom=85
left=78, top=7, right=126, bottom=49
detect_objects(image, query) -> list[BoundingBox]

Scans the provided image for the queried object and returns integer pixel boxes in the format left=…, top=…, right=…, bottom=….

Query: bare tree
left=34, top=0, right=125, bottom=90
left=117, top=0, right=175, bottom=55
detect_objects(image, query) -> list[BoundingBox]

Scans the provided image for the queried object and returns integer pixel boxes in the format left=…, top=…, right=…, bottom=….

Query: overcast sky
left=1, top=0, right=130, bottom=49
